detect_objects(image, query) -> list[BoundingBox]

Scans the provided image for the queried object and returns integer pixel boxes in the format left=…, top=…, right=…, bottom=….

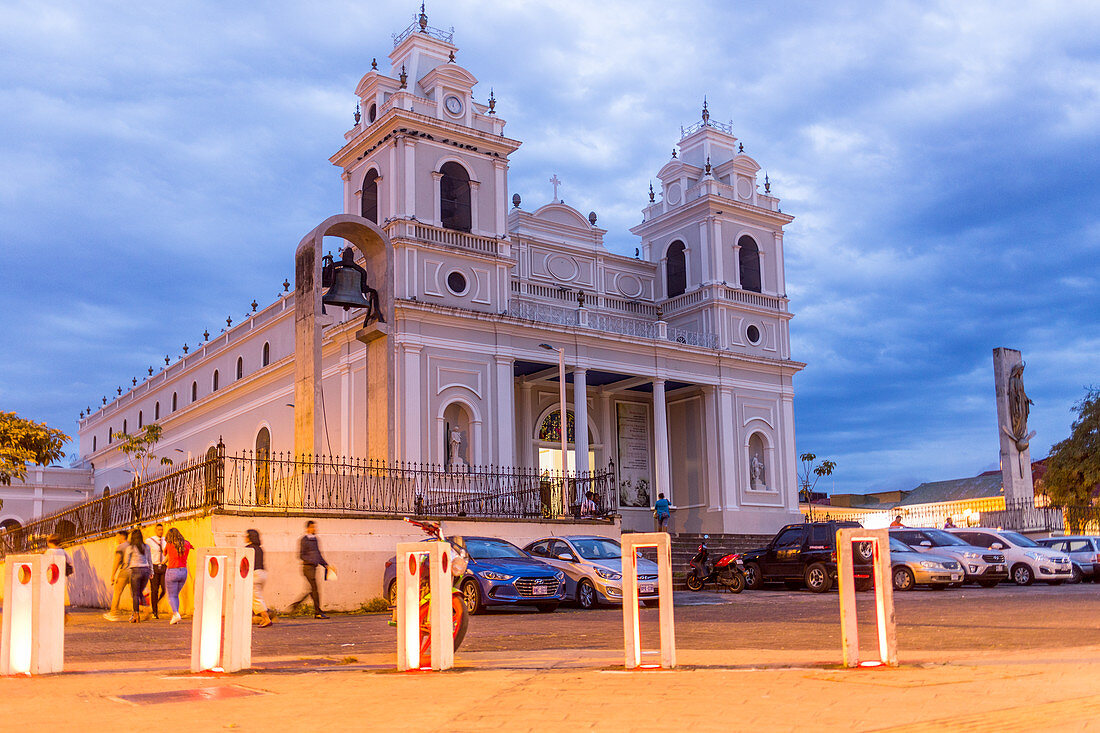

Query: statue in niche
left=750, top=453, right=766, bottom=489
left=449, top=427, right=465, bottom=469
left=1003, top=362, right=1036, bottom=452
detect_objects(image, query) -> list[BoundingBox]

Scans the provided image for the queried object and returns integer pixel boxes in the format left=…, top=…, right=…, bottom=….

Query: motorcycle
left=685, top=536, right=746, bottom=593
left=397, top=518, right=470, bottom=667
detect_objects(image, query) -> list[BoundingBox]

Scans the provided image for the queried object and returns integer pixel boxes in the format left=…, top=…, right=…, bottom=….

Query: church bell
left=321, top=261, right=373, bottom=310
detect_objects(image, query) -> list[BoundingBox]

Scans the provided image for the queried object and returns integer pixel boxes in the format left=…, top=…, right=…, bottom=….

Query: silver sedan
left=890, top=537, right=964, bottom=590
left=524, top=535, right=660, bottom=609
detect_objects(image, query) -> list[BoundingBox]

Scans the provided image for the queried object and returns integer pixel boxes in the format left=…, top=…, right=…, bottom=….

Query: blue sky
left=2, top=1, right=1098, bottom=493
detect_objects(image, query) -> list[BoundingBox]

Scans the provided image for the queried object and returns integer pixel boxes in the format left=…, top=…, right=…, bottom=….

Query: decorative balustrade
left=408, top=223, right=502, bottom=255
left=588, top=311, right=659, bottom=339
left=506, top=299, right=578, bottom=326
left=668, top=328, right=720, bottom=349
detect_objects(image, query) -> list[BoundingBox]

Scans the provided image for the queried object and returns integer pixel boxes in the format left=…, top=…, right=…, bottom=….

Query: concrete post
left=993, top=348, right=1035, bottom=505
left=395, top=541, right=453, bottom=671
left=191, top=547, right=254, bottom=673
left=1, top=553, right=65, bottom=675
left=836, top=528, right=897, bottom=668
left=621, top=532, right=675, bottom=669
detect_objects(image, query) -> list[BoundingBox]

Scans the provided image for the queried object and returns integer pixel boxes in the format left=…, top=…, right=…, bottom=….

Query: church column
left=732, top=242, right=742, bottom=289
left=573, top=368, right=589, bottom=474
left=402, top=135, right=416, bottom=218
left=653, top=379, right=671, bottom=505
left=697, top=220, right=710, bottom=283
left=774, top=229, right=787, bottom=297
left=520, top=381, right=534, bottom=468
left=431, top=171, right=443, bottom=226
left=400, top=343, right=423, bottom=462
left=494, top=159, right=508, bottom=235
left=494, top=356, right=516, bottom=466
left=702, top=386, right=721, bottom=512
left=712, top=218, right=724, bottom=284
left=718, top=388, right=739, bottom=509
left=468, top=180, right=481, bottom=234
left=598, top=390, right=613, bottom=470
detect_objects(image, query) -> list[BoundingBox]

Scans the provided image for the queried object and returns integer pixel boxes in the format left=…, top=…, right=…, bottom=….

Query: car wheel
left=892, top=567, right=915, bottom=592
left=977, top=579, right=1001, bottom=588
left=1011, top=563, right=1034, bottom=586
left=745, top=562, right=764, bottom=590
left=1070, top=566, right=1083, bottom=584
left=804, top=562, right=832, bottom=593
left=535, top=603, right=559, bottom=613
left=461, top=578, right=483, bottom=615
left=386, top=579, right=398, bottom=608
left=576, top=579, right=598, bottom=609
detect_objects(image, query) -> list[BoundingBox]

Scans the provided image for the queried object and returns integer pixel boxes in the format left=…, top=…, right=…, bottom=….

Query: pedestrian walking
left=145, top=523, right=168, bottom=619
left=164, top=527, right=192, bottom=625
left=105, top=530, right=131, bottom=621
left=292, top=520, right=334, bottom=619
left=45, top=534, right=73, bottom=623
left=124, top=528, right=152, bottom=623
left=246, top=529, right=272, bottom=628
left=653, top=492, right=671, bottom=532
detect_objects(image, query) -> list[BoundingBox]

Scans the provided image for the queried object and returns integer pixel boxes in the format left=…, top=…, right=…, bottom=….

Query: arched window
left=361, top=168, right=379, bottom=223
left=138, top=411, right=143, bottom=429
left=172, top=392, right=178, bottom=412
left=738, top=235, right=761, bottom=293
left=93, top=435, right=97, bottom=452
left=122, top=419, right=127, bottom=434
left=440, top=162, right=472, bottom=232
left=262, top=342, right=270, bottom=367
left=191, top=382, right=198, bottom=402
left=236, top=357, right=244, bottom=381
left=212, top=370, right=219, bottom=391
left=255, top=427, right=271, bottom=505
left=108, top=427, right=113, bottom=444
left=537, top=410, right=594, bottom=444
left=203, top=445, right=221, bottom=502
left=154, top=402, right=160, bottom=420
left=666, top=240, right=687, bottom=297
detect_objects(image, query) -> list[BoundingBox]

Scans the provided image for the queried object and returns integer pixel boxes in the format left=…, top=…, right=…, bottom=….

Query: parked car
left=742, top=520, right=873, bottom=593
left=523, top=535, right=660, bottom=609
left=949, top=528, right=1073, bottom=586
left=383, top=536, right=566, bottom=614
left=888, top=537, right=964, bottom=590
left=1035, top=536, right=1100, bottom=583
left=889, top=527, right=1008, bottom=587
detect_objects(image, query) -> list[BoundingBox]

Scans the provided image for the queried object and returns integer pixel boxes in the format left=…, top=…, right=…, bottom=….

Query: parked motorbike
left=399, top=518, right=470, bottom=666
left=685, top=536, right=746, bottom=593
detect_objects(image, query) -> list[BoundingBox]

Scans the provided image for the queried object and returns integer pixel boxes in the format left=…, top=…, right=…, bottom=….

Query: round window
left=447, top=271, right=468, bottom=295
left=746, top=324, right=761, bottom=344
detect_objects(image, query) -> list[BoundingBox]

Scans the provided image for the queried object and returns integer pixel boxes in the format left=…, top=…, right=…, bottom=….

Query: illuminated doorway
left=535, top=409, right=596, bottom=474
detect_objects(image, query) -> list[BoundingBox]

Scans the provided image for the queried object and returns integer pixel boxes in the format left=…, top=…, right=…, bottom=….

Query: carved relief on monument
left=1005, top=362, right=1035, bottom=452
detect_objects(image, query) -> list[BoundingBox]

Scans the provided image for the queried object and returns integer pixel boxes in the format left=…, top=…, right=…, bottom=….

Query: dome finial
left=648, top=181, right=655, bottom=203
left=419, top=2, right=428, bottom=31
left=488, top=88, right=496, bottom=114
left=354, top=103, right=361, bottom=124
left=764, top=173, right=771, bottom=194
left=702, top=96, right=709, bottom=124
left=399, top=64, right=407, bottom=88
left=371, top=58, right=378, bottom=71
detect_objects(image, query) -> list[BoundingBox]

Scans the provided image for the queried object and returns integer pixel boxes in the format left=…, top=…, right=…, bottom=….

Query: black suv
left=743, top=521, right=873, bottom=593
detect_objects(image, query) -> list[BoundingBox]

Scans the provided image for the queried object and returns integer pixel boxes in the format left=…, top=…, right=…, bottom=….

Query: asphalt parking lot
left=61, top=582, right=1100, bottom=665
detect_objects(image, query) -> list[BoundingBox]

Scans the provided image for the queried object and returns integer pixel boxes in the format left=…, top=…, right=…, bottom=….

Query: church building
left=72, top=11, right=804, bottom=536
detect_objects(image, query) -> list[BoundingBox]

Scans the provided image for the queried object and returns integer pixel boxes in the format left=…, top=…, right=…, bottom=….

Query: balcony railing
left=0, top=446, right=617, bottom=556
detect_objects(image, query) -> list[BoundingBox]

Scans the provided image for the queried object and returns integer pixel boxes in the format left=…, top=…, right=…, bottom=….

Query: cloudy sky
left=2, top=1, right=1098, bottom=493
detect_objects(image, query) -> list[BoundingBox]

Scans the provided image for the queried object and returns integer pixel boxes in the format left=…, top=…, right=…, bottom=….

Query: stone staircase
left=626, top=532, right=774, bottom=588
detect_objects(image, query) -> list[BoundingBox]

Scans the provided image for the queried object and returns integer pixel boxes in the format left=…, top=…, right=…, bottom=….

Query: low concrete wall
left=2, top=514, right=620, bottom=614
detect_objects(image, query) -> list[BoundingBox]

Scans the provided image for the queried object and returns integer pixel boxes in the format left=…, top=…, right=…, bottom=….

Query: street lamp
left=539, top=343, right=569, bottom=515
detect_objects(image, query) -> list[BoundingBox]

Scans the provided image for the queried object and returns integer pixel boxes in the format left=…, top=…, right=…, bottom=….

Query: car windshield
left=1000, top=531, right=1039, bottom=548
left=572, top=538, right=622, bottom=560
left=924, top=529, right=967, bottom=546
left=889, top=538, right=913, bottom=553
left=465, top=538, right=528, bottom=559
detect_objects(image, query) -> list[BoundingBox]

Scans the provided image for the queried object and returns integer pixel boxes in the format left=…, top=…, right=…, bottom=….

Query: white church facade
left=73, top=15, right=804, bottom=536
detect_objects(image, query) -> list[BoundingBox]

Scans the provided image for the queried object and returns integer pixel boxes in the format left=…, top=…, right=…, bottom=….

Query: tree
left=0, top=411, right=69, bottom=485
left=798, top=452, right=836, bottom=523
left=1043, top=389, right=1100, bottom=533
left=116, top=423, right=173, bottom=483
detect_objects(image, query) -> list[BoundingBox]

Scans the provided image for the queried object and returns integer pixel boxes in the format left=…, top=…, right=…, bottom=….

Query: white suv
left=950, top=528, right=1073, bottom=586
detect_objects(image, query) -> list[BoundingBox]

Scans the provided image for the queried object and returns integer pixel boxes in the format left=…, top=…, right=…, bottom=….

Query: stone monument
left=993, top=348, right=1035, bottom=505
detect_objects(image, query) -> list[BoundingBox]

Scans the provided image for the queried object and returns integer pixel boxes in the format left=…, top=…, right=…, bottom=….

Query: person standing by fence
left=164, top=527, right=192, bottom=625
left=124, top=528, right=152, bottom=623
left=104, top=530, right=131, bottom=621
left=145, top=523, right=167, bottom=619
left=246, top=529, right=273, bottom=627
left=292, top=520, right=333, bottom=619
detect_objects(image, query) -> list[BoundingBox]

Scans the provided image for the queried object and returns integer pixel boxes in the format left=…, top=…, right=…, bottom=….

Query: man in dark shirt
left=292, top=520, right=332, bottom=619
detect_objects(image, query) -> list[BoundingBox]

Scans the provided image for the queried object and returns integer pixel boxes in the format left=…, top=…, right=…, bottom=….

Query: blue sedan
left=382, top=536, right=567, bottom=614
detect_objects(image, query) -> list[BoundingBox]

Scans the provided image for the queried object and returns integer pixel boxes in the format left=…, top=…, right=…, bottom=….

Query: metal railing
left=0, top=445, right=618, bottom=555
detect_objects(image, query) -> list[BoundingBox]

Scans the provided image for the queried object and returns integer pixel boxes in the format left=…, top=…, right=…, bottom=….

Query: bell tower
left=631, top=102, right=795, bottom=359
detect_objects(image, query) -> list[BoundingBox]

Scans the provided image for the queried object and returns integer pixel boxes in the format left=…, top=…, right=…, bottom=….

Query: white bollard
left=1, top=553, right=65, bottom=675
left=395, top=541, right=453, bottom=671
left=836, top=527, right=897, bottom=668
left=190, top=547, right=254, bottom=673
left=620, top=532, right=675, bottom=669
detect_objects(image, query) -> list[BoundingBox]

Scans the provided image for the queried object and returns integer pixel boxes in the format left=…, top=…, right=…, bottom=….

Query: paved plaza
left=3, top=585, right=1099, bottom=731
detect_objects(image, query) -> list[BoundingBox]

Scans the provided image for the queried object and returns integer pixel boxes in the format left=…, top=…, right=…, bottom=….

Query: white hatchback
left=949, top=528, right=1073, bottom=586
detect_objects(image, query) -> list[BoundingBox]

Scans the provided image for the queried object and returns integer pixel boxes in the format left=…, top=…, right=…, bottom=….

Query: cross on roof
left=550, top=174, right=561, bottom=201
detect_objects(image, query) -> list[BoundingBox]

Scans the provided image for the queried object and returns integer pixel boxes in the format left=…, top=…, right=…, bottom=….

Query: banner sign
left=616, top=402, right=652, bottom=507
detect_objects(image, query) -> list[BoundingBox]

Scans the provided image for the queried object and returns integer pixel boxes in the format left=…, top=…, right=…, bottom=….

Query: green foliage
left=1043, top=389, right=1100, bottom=532
left=359, top=597, right=391, bottom=613
left=0, top=411, right=69, bottom=485
left=115, top=422, right=172, bottom=483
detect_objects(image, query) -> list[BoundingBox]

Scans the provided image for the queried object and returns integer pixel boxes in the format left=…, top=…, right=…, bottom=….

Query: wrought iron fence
left=0, top=445, right=618, bottom=555
left=981, top=499, right=1100, bottom=534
